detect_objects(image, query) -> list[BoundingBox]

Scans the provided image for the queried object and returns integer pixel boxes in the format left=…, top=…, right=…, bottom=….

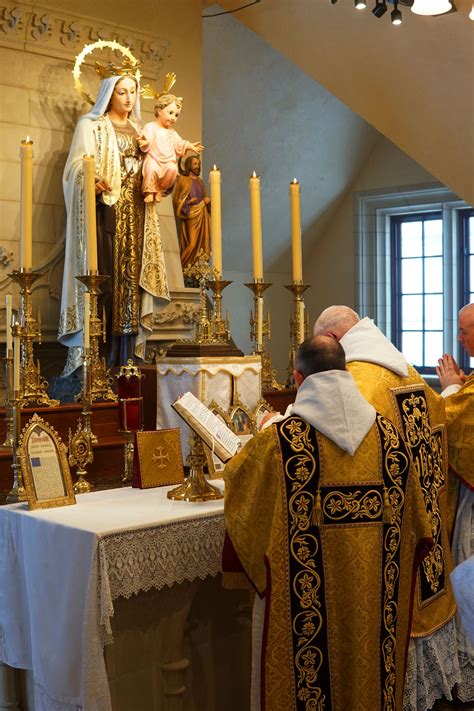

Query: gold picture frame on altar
left=19, top=414, right=76, bottom=510
left=204, top=400, right=256, bottom=479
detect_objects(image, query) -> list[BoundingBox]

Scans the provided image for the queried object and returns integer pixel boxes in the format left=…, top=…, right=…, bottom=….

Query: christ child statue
left=138, top=93, right=204, bottom=203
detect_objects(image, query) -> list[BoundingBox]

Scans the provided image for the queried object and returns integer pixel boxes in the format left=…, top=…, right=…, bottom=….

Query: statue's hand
left=95, top=178, right=112, bottom=195
left=193, top=142, right=204, bottom=153
left=137, top=135, right=149, bottom=151
left=203, top=197, right=211, bottom=205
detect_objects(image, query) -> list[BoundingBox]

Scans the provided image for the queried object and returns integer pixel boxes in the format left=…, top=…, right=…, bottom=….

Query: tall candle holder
left=285, top=282, right=310, bottom=387
left=167, top=431, right=223, bottom=502
left=115, top=360, right=144, bottom=486
left=6, top=391, right=26, bottom=503
left=207, top=277, right=232, bottom=343
left=8, top=269, right=59, bottom=407
left=75, top=273, right=116, bottom=403
left=1, top=349, right=14, bottom=449
left=68, top=348, right=95, bottom=494
left=244, top=280, right=282, bottom=390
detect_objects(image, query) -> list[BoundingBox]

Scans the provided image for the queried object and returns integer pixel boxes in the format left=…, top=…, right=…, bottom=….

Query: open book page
left=172, top=391, right=241, bottom=463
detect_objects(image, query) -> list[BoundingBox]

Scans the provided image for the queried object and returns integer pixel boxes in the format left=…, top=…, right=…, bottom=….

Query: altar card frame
left=205, top=399, right=267, bottom=478
left=19, top=414, right=76, bottom=510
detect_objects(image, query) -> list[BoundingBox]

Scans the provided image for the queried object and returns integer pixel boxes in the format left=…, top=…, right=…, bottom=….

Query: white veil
left=82, top=75, right=142, bottom=124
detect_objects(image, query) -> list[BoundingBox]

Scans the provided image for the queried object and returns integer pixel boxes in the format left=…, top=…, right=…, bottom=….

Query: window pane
left=402, top=258, right=423, bottom=293
left=424, top=220, right=442, bottom=256
left=424, top=294, right=443, bottom=330
left=470, top=217, right=474, bottom=253
left=471, top=256, right=474, bottom=292
left=401, top=222, right=422, bottom=257
left=424, top=257, right=443, bottom=293
left=424, top=332, right=443, bottom=367
left=402, top=331, right=423, bottom=367
left=402, top=295, right=423, bottom=330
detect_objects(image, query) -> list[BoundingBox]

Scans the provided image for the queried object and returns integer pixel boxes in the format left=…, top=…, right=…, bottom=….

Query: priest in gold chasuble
left=313, top=307, right=460, bottom=711
left=223, top=337, right=432, bottom=711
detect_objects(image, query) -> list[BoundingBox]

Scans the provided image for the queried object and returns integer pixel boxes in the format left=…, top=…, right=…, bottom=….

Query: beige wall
left=305, top=138, right=437, bottom=326
left=0, top=0, right=202, bottom=344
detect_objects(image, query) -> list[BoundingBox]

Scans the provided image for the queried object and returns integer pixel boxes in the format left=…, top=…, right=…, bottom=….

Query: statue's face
left=189, top=157, right=201, bottom=176
left=157, top=101, right=181, bottom=128
left=110, top=77, right=137, bottom=115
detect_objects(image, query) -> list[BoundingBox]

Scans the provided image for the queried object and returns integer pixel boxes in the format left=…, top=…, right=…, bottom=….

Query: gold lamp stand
left=68, top=347, right=95, bottom=493
left=167, top=432, right=223, bottom=502
left=6, top=387, right=26, bottom=503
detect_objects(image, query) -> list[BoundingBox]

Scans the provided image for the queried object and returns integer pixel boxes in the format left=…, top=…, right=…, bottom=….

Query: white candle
left=83, top=155, right=98, bottom=272
left=209, top=165, right=222, bottom=277
left=13, top=330, right=20, bottom=392
left=249, top=172, right=263, bottom=280
left=20, top=138, right=33, bottom=270
left=5, top=294, right=12, bottom=352
left=83, top=291, right=90, bottom=350
left=290, top=179, right=303, bottom=283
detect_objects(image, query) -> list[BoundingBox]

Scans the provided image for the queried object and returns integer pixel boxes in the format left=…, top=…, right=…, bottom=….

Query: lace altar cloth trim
left=403, top=618, right=461, bottom=711
left=156, top=361, right=262, bottom=377
left=98, top=513, right=225, bottom=607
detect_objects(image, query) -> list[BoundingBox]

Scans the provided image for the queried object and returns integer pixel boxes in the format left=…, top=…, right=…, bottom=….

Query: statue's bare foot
left=154, top=192, right=162, bottom=202
left=144, top=193, right=154, bottom=203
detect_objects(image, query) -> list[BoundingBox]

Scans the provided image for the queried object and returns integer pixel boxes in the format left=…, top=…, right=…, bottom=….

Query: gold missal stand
left=167, top=432, right=223, bottom=502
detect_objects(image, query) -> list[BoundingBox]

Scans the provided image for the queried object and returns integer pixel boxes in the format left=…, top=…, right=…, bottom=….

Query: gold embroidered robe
left=172, top=174, right=211, bottom=271
left=224, top=415, right=432, bottom=711
left=443, top=374, right=474, bottom=488
left=347, top=361, right=456, bottom=638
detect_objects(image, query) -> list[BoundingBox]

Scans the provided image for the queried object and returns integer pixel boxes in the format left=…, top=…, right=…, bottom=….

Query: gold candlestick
left=207, top=277, right=232, bottom=343
left=167, top=432, right=223, bottom=502
left=68, top=348, right=95, bottom=493
left=285, top=282, right=310, bottom=387
left=75, top=273, right=116, bottom=403
left=6, top=390, right=26, bottom=503
left=1, top=350, right=14, bottom=449
left=244, top=280, right=282, bottom=390
left=8, top=269, right=59, bottom=407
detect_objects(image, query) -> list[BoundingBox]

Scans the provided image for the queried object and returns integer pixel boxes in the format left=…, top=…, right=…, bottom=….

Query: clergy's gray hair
left=313, top=305, right=360, bottom=340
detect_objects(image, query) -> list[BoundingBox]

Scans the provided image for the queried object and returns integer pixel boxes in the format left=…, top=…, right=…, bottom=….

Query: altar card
left=132, top=429, right=185, bottom=489
left=19, top=414, right=76, bottom=510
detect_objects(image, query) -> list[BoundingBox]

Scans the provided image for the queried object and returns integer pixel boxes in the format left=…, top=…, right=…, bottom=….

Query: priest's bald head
left=313, top=305, right=360, bottom=341
left=294, top=335, right=346, bottom=388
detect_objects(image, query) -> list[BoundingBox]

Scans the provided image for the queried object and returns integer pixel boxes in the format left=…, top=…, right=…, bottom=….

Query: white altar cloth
left=0, top=484, right=225, bottom=711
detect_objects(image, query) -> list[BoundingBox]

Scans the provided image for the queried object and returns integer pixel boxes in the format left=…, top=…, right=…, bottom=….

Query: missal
left=172, top=391, right=241, bottom=463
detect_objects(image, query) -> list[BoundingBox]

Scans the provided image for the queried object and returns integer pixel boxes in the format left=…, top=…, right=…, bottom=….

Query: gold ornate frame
left=18, top=414, right=76, bottom=510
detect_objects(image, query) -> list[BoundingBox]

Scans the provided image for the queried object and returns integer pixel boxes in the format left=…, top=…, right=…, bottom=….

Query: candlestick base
left=284, top=282, right=311, bottom=381
left=167, top=433, right=223, bottom=502
left=7, top=396, right=27, bottom=502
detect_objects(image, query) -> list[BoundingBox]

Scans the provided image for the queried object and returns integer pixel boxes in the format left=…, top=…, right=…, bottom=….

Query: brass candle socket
left=8, top=269, right=59, bottom=407
left=6, top=391, right=26, bottom=503
left=75, top=272, right=116, bottom=403
left=1, top=350, right=14, bottom=449
left=244, top=280, right=282, bottom=390
left=167, top=432, right=223, bottom=502
left=284, top=282, right=311, bottom=387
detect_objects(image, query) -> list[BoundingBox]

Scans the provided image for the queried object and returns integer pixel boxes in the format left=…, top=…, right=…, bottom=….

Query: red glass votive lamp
left=116, top=360, right=144, bottom=433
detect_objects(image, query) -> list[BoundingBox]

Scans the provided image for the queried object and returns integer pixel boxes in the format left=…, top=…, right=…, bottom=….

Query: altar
left=0, top=485, right=252, bottom=711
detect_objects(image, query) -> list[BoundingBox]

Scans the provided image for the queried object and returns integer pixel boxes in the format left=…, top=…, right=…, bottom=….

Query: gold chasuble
left=444, top=373, right=474, bottom=488
left=224, top=415, right=432, bottom=711
left=347, top=362, right=457, bottom=638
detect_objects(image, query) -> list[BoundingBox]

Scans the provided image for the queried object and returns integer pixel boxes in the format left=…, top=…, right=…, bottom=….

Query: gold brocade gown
left=98, top=120, right=144, bottom=364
